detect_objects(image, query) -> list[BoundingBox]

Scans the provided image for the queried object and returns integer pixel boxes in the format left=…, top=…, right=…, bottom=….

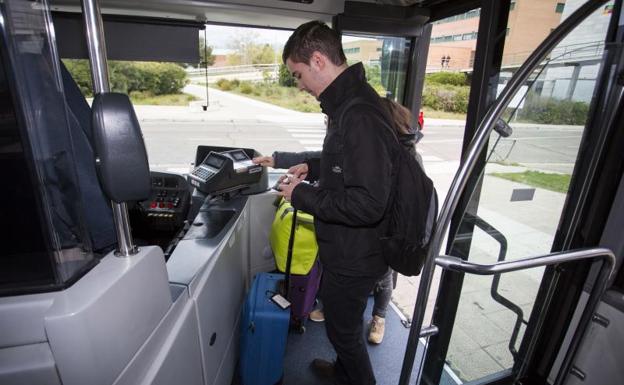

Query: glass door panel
left=437, top=3, right=613, bottom=383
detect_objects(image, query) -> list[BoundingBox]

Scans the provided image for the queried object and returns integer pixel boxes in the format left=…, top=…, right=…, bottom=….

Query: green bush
left=517, top=96, right=589, bottom=125
left=422, top=84, right=469, bottom=113
left=110, top=61, right=143, bottom=94
left=453, top=86, right=470, bottom=113
left=63, top=59, right=188, bottom=96
left=63, top=59, right=93, bottom=96
left=239, top=81, right=253, bottom=94
left=151, top=62, right=187, bottom=94
left=426, top=72, right=468, bottom=86
left=279, top=64, right=295, bottom=87
left=216, top=78, right=232, bottom=91
left=364, top=64, right=382, bottom=89
left=230, top=79, right=240, bottom=88
left=262, top=70, right=273, bottom=83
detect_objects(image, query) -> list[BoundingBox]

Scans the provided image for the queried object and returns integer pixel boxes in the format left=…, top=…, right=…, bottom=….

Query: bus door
left=333, top=2, right=431, bottom=120
left=412, top=1, right=621, bottom=385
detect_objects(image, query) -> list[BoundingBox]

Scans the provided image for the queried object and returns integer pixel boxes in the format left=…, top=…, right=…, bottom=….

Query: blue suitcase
left=239, top=273, right=290, bottom=385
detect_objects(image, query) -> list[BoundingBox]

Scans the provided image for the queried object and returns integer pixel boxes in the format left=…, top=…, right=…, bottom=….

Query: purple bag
left=285, top=259, right=322, bottom=332
left=280, top=209, right=322, bottom=332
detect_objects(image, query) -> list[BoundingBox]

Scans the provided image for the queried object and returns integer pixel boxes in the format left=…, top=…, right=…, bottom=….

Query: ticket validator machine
left=189, top=146, right=267, bottom=196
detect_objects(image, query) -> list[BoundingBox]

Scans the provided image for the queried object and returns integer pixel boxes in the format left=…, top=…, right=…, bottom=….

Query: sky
left=203, top=25, right=291, bottom=50
left=203, top=24, right=373, bottom=51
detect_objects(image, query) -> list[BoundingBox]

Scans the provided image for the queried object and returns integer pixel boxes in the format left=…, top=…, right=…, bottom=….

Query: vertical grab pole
left=81, top=0, right=109, bottom=93
left=81, top=0, right=137, bottom=256
left=203, top=28, right=210, bottom=110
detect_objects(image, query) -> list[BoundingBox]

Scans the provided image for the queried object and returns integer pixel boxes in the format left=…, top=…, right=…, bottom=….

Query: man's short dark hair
left=282, top=21, right=346, bottom=66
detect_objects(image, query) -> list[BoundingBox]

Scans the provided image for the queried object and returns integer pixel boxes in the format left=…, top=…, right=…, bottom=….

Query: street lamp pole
left=203, top=27, right=209, bottom=110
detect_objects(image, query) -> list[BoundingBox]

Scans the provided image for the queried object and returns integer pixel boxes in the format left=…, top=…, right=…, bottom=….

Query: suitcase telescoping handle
left=283, top=208, right=298, bottom=299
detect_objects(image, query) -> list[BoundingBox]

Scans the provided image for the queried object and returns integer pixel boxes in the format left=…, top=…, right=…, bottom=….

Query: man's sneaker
left=368, top=315, right=386, bottom=344
left=309, top=309, right=325, bottom=322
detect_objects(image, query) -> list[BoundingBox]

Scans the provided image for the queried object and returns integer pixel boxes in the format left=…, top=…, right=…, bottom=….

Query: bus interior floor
left=282, top=297, right=458, bottom=385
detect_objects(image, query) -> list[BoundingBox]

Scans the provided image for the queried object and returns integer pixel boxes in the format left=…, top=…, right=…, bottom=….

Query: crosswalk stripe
left=300, top=139, right=324, bottom=144
left=422, top=155, right=443, bottom=162
left=292, top=134, right=325, bottom=138
left=287, top=129, right=326, bottom=133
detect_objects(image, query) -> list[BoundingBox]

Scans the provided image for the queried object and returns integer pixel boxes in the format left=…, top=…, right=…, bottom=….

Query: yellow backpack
left=269, top=198, right=318, bottom=275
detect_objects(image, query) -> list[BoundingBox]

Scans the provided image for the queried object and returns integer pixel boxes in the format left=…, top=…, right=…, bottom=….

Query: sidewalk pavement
left=391, top=165, right=566, bottom=382
left=134, top=85, right=325, bottom=124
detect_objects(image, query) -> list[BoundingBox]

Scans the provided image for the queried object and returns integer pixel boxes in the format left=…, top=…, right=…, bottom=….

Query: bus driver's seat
left=59, top=62, right=117, bottom=253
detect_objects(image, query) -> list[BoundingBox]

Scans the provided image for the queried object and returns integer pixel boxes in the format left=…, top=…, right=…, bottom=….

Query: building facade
left=427, top=0, right=566, bottom=70
left=343, top=39, right=383, bottom=65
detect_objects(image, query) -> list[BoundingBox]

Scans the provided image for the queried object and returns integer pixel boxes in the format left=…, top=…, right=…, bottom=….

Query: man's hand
left=278, top=162, right=308, bottom=182
left=252, top=156, right=275, bottom=167
left=278, top=174, right=305, bottom=202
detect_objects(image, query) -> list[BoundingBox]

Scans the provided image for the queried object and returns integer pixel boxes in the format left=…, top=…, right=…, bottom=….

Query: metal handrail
left=454, top=213, right=525, bottom=359
left=397, top=1, right=609, bottom=384
left=436, top=248, right=614, bottom=276
left=437, top=248, right=615, bottom=385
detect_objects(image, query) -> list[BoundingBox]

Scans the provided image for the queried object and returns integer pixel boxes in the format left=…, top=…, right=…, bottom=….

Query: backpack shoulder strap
left=337, top=96, right=399, bottom=146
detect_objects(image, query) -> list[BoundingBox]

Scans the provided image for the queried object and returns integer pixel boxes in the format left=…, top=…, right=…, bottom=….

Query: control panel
left=138, top=172, right=191, bottom=231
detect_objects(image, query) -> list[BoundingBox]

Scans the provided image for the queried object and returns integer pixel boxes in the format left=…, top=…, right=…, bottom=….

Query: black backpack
left=339, top=97, right=438, bottom=276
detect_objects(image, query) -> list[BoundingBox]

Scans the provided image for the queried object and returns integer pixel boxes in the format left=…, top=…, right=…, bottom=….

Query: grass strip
left=489, top=170, right=571, bottom=193
left=130, top=93, right=199, bottom=106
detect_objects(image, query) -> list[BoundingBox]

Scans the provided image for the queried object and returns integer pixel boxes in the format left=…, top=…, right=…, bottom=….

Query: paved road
left=137, top=84, right=582, bottom=176
left=139, top=84, right=464, bottom=172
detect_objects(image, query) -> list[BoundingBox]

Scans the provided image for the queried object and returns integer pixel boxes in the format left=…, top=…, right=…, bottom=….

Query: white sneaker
left=309, top=309, right=325, bottom=322
left=368, top=315, right=385, bottom=344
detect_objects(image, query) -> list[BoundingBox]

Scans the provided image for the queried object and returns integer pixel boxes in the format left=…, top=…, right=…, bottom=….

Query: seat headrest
left=91, top=93, right=150, bottom=203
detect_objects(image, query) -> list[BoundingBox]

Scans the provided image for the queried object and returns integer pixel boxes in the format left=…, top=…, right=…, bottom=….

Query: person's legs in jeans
left=320, top=269, right=379, bottom=385
left=369, top=269, right=393, bottom=344
left=372, top=269, right=393, bottom=318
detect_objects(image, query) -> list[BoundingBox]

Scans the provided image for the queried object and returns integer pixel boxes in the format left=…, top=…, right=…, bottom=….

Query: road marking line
left=300, top=139, right=323, bottom=144
left=287, top=129, right=326, bottom=133
left=292, top=134, right=325, bottom=138
left=422, top=155, right=444, bottom=162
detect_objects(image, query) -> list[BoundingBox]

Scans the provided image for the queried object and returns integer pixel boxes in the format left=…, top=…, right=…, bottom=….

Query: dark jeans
left=316, top=269, right=394, bottom=319
left=320, top=269, right=381, bottom=385
left=372, top=269, right=393, bottom=318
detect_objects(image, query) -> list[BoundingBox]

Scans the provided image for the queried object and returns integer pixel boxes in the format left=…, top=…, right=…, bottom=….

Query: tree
left=198, top=36, right=215, bottom=67
left=228, top=31, right=259, bottom=65
left=227, top=54, right=242, bottom=66
left=251, top=44, right=276, bottom=64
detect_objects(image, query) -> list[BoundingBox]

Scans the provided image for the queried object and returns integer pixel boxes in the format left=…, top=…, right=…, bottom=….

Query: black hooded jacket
left=291, top=63, right=396, bottom=277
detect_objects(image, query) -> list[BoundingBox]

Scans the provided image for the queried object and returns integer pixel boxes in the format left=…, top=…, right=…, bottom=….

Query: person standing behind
left=277, top=21, right=396, bottom=385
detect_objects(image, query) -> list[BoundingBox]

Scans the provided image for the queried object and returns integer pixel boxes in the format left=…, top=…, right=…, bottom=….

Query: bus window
left=0, top=0, right=96, bottom=296
left=341, top=34, right=411, bottom=102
